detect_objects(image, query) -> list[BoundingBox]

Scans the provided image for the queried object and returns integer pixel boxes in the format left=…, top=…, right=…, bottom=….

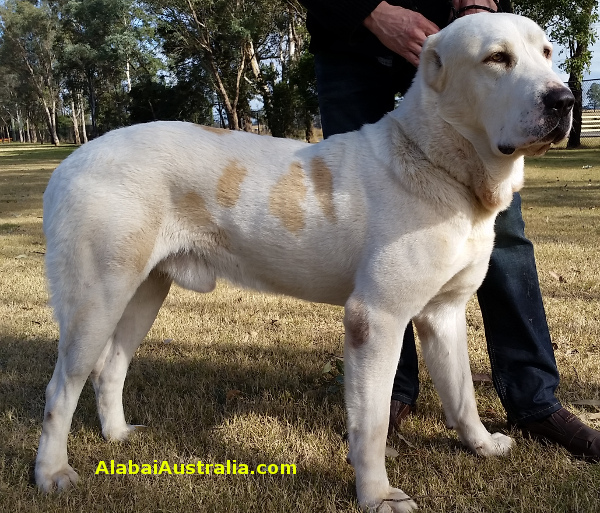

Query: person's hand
left=452, top=0, right=498, bottom=17
left=363, top=1, right=440, bottom=67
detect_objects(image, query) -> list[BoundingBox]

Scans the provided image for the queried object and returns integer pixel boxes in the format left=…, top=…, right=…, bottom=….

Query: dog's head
left=420, top=13, right=573, bottom=158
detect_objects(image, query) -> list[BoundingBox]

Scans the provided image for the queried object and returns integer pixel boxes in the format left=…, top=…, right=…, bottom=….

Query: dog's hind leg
left=343, top=296, right=418, bottom=513
left=89, top=270, right=171, bottom=442
left=414, top=301, right=514, bottom=457
left=35, top=272, right=144, bottom=492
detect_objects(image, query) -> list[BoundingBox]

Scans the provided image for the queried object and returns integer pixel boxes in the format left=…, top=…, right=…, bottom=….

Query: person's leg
left=314, top=50, right=420, bottom=411
left=478, top=193, right=600, bottom=460
left=390, top=327, right=419, bottom=404
left=477, top=193, right=561, bottom=423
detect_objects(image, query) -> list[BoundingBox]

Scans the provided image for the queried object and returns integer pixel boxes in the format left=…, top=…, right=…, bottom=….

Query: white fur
left=36, top=14, right=571, bottom=512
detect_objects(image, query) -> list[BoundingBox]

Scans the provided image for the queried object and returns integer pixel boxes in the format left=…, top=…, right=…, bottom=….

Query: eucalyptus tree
left=0, top=0, right=62, bottom=144
left=143, top=0, right=308, bottom=131
left=55, top=0, right=152, bottom=136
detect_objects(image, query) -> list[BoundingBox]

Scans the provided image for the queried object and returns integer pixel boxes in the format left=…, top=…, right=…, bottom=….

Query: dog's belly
left=159, top=227, right=360, bottom=306
left=225, top=246, right=357, bottom=306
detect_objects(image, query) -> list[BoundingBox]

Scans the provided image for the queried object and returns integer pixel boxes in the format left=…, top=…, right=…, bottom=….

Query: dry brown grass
left=1, top=143, right=599, bottom=512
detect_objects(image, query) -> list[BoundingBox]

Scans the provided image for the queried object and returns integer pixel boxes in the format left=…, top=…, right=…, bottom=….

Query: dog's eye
left=485, top=52, right=511, bottom=66
left=543, top=47, right=552, bottom=59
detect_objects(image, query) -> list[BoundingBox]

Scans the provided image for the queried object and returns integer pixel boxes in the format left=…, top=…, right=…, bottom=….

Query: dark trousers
left=315, top=51, right=562, bottom=423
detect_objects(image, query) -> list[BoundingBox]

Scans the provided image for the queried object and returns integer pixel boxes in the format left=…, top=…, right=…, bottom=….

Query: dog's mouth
left=497, top=113, right=572, bottom=157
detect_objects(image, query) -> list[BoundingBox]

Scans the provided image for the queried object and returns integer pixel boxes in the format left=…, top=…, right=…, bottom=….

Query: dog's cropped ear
left=420, top=35, right=446, bottom=93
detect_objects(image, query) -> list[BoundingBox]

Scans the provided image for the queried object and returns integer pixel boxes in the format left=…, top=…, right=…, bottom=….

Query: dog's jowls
left=36, top=14, right=572, bottom=512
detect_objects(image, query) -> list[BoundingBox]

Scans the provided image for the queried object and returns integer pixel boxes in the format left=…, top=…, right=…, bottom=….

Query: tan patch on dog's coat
left=130, top=226, right=158, bottom=274
left=177, top=191, right=214, bottom=227
left=269, top=161, right=307, bottom=234
left=344, top=297, right=369, bottom=348
left=310, top=157, right=336, bottom=223
left=110, top=211, right=160, bottom=275
left=176, top=191, right=230, bottom=248
left=217, top=160, right=247, bottom=208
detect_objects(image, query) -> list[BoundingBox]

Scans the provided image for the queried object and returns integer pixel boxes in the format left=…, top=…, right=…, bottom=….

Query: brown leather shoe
left=388, top=400, right=416, bottom=435
left=516, top=407, right=600, bottom=461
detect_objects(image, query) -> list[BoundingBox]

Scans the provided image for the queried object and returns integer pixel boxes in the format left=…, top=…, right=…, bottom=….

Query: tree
left=261, top=50, right=318, bottom=140
left=514, top=0, right=599, bottom=147
left=250, top=3, right=319, bottom=139
left=55, top=0, right=148, bottom=136
left=146, top=0, right=259, bottom=130
left=0, top=0, right=62, bottom=145
left=129, top=70, right=213, bottom=124
left=587, top=82, right=600, bottom=110
left=144, top=0, right=305, bottom=131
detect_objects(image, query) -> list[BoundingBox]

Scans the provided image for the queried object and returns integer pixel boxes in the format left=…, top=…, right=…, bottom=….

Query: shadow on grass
left=2, top=332, right=600, bottom=512
left=0, top=332, right=362, bottom=511
left=0, top=334, right=346, bottom=430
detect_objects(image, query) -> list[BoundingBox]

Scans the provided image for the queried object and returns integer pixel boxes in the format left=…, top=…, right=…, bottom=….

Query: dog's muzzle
left=498, top=86, right=575, bottom=155
left=542, top=86, right=575, bottom=142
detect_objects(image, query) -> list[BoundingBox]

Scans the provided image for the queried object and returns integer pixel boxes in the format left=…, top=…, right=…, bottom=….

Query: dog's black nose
left=543, top=88, right=575, bottom=116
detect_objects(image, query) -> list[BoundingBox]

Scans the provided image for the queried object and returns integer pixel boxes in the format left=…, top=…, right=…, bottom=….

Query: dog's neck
left=388, top=84, right=524, bottom=214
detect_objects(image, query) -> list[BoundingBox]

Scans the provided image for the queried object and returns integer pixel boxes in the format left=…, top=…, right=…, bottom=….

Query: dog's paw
left=104, top=423, right=146, bottom=442
left=490, top=432, right=514, bottom=455
left=36, top=464, right=79, bottom=493
left=471, top=432, right=514, bottom=457
left=362, top=487, right=418, bottom=512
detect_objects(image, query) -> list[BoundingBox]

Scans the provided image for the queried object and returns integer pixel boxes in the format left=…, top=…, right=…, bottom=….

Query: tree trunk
left=125, top=59, right=132, bottom=93
left=565, top=36, right=589, bottom=149
left=16, top=111, right=24, bottom=142
left=567, top=73, right=583, bottom=148
left=287, top=7, right=300, bottom=62
left=246, top=39, right=273, bottom=125
left=42, top=98, right=60, bottom=146
left=71, top=98, right=81, bottom=145
left=212, top=67, right=239, bottom=130
left=87, top=72, right=98, bottom=138
left=79, top=94, right=88, bottom=143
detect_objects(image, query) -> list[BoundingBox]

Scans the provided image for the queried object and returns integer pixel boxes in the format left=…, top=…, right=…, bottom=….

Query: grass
left=1, top=142, right=599, bottom=512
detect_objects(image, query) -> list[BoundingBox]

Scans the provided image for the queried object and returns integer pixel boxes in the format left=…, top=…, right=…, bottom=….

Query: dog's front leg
left=344, top=296, right=418, bottom=513
left=414, top=301, right=513, bottom=457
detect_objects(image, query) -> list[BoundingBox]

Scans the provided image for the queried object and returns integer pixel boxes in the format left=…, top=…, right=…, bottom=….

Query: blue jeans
left=315, top=51, right=561, bottom=424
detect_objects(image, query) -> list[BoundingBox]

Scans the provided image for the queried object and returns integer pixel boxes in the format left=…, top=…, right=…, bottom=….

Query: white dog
left=36, top=13, right=573, bottom=512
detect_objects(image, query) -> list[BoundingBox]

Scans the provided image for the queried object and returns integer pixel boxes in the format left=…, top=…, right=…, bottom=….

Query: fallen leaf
left=395, top=434, right=415, bottom=449
left=549, top=271, right=566, bottom=283
left=385, top=445, right=399, bottom=458
left=472, top=373, right=492, bottom=383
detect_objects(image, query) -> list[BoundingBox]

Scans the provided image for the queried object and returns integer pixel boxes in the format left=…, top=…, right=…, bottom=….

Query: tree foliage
left=0, top=0, right=62, bottom=144
left=0, top=0, right=317, bottom=142
left=588, top=82, right=600, bottom=108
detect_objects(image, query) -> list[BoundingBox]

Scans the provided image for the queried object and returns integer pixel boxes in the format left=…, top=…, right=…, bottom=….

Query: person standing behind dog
left=299, top=0, right=600, bottom=460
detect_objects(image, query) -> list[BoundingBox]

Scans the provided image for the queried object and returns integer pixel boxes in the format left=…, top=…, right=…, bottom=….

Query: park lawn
left=0, top=142, right=599, bottom=512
